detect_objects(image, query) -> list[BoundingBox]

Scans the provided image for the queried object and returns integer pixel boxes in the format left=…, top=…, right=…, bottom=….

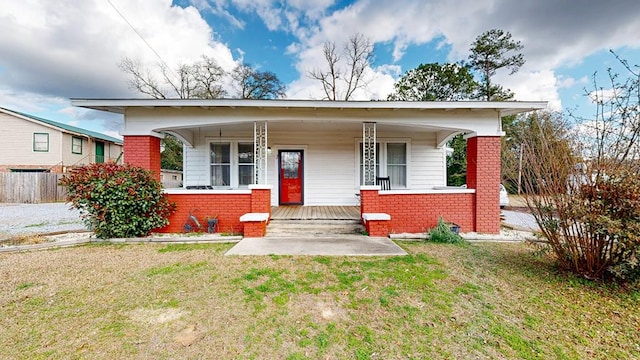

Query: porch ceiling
left=162, top=120, right=452, bottom=133
left=160, top=120, right=468, bottom=148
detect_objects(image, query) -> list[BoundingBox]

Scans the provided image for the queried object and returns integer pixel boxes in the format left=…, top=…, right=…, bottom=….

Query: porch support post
left=123, top=134, right=163, bottom=181
left=466, top=135, right=502, bottom=233
left=362, top=122, right=376, bottom=185
left=254, top=121, right=267, bottom=185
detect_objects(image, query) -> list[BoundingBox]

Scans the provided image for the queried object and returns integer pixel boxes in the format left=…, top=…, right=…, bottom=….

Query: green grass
left=25, top=222, right=48, bottom=228
left=0, top=242, right=638, bottom=359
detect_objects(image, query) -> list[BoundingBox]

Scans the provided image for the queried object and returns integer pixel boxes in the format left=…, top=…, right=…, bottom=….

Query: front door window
left=279, top=150, right=303, bottom=205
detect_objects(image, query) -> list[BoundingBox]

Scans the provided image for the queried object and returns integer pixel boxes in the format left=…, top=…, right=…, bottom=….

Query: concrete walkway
left=225, top=235, right=407, bottom=256
left=502, top=209, right=539, bottom=231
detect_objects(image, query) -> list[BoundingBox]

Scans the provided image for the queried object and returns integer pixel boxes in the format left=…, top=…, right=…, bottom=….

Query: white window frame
left=33, top=132, right=49, bottom=152
left=237, top=142, right=255, bottom=187
left=354, top=138, right=411, bottom=189
left=208, top=138, right=254, bottom=189
left=72, top=136, right=83, bottom=154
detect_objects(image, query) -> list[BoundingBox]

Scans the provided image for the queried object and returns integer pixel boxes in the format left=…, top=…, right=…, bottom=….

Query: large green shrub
left=60, top=163, right=176, bottom=239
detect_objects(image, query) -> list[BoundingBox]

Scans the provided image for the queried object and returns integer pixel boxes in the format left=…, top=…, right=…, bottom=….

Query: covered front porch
left=72, top=98, right=546, bottom=236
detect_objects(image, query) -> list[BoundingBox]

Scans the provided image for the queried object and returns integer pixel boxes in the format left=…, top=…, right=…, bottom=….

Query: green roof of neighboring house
left=0, top=107, right=123, bottom=144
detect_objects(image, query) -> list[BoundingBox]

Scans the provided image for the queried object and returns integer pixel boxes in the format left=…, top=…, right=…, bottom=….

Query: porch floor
left=271, top=206, right=360, bottom=220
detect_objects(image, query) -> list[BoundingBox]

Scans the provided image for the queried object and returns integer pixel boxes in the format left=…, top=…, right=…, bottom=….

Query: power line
left=106, top=0, right=177, bottom=79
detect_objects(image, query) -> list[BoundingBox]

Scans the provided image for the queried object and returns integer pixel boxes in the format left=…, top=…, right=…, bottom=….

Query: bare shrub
left=522, top=53, right=640, bottom=282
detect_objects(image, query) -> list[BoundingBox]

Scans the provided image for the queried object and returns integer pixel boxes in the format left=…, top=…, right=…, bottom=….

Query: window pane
left=211, top=165, right=230, bottom=186
left=72, top=137, right=82, bottom=154
left=210, top=143, right=230, bottom=186
left=34, top=133, right=49, bottom=152
left=388, top=165, right=406, bottom=187
left=210, top=143, right=230, bottom=163
left=239, top=165, right=254, bottom=186
left=238, top=143, right=254, bottom=164
left=387, top=143, right=406, bottom=187
left=387, top=143, right=406, bottom=164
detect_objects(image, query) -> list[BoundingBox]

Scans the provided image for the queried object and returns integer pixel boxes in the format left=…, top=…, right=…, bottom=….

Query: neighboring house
left=161, top=169, right=183, bottom=188
left=72, top=98, right=546, bottom=237
left=0, top=107, right=123, bottom=173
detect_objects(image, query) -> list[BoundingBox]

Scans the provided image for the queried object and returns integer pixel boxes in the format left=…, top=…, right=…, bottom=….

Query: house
left=0, top=107, right=123, bottom=173
left=71, top=98, right=546, bottom=237
left=161, top=169, right=183, bottom=188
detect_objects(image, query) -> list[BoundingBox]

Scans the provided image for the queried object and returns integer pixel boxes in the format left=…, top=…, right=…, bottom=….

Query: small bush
left=60, top=163, right=176, bottom=239
left=427, top=217, right=466, bottom=244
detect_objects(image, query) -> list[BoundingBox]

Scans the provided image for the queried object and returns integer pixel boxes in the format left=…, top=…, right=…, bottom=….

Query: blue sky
left=0, top=0, right=639, bottom=138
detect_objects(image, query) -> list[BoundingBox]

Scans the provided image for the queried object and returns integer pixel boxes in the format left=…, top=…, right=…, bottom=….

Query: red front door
left=279, top=150, right=303, bottom=205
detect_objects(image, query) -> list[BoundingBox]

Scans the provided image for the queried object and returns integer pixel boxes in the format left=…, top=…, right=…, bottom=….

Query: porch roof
left=71, top=98, right=546, bottom=118
left=71, top=98, right=547, bottom=148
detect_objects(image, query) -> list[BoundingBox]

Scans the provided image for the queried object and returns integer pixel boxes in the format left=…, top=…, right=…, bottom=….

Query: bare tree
left=231, top=63, right=286, bottom=99
left=119, top=57, right=168, bottom=99
left=119, top=55, right=225, bottom=99
left=308, top=33, right=374, bottom=100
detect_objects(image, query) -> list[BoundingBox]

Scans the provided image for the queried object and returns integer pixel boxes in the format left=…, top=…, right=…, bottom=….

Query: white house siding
left=407, top=132, right=447, bottom=188
left=60, top=136, right=122, bottom=167
left=0, top=112, right=63, bottom=167
left=182, top=124, right=445, bottom=206
left=182, top=144, right=209, bottom=186
left=268, top=129, right=357, bottom=206
left=61, top=133, right=91, bottom=166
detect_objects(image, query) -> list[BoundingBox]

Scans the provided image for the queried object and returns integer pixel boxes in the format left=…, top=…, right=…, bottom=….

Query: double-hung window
left=209, top=141, right=255, bottom=188
left=238, top=143, right=254, bottom=186
left=72, top=136, right=83, bottom=154
left=358, top=140, right=409, bottom=188
left=210, top=143, right=231, bottom=187
left=386, top=143, right=407, bottom=188
left=33, top=133, right=49, bottom=152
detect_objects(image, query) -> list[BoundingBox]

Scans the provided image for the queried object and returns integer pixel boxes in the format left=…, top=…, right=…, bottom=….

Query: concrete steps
left=266, top=219, right=365, bottom=238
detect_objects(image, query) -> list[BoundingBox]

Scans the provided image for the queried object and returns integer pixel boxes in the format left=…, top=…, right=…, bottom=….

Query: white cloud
left=0, top=0, right=239, bottom=100
left=189, top=0, right=245, bottom=29
left=495, top=68, right=562, bottom=110
left=556, top=75, right=589, bottom=89
left=587, top=88, right=621, bottom=104
left=281, top=0, right=640, bottom=106
left=2, top=0, right=640, bottom=137
left=375, top=64, right=402, bottom=78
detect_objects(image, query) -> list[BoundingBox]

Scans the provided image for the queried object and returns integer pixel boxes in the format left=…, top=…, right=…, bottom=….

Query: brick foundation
left=361, top=189, right=475, bottom=235
left=160, top=193, right=251, bottom=234
left=157, top=187, right=271, bottom=236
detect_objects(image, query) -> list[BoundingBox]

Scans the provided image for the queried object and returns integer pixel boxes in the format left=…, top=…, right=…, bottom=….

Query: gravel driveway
left=0, top=203, right=87, bottom=239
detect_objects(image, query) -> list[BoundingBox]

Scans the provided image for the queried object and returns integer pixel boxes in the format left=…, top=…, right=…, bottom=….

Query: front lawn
left=1, top=242, right=638, bottom=359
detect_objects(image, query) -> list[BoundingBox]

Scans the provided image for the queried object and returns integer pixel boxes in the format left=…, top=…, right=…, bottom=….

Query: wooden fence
left=0, top=173, right=67, bottom=203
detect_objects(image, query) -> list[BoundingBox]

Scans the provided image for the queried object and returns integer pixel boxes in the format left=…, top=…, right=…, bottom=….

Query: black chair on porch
left=376, top=176, right=391, bottom=191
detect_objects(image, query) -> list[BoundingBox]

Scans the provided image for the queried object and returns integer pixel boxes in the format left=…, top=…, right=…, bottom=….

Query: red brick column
left=249, top=185, right=272, bottom=216
left=360, top=186, right=381, bottom=217
left=123, top=135, right=161, bottom=180
left=466, top=136, right=501, bottom=233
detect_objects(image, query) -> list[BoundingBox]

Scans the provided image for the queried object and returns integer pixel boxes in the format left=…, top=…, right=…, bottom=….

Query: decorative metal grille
left=254, top=121, right=267, bottom=184
left=363, top=122, right=376, bottom=185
